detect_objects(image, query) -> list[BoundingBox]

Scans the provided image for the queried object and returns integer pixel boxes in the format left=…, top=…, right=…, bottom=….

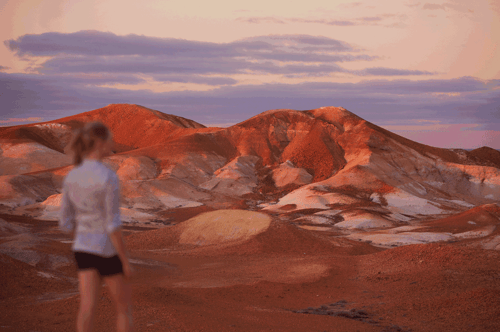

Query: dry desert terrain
left=1, top=104, right=500, bottom=331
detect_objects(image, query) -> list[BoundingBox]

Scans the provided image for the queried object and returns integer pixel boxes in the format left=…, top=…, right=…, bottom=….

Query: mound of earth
left=127, top=210, right=271, bottom=250
left=178, top=209, right=271, bottom=246
left=1, top=103, right=499, bottom=252
left=346, top=204, right=500, bottom=247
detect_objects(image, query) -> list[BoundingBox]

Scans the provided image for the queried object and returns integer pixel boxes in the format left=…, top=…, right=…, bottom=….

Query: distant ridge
left=0, top=104, right=206, bottom=153
left=1, top=104, right=499, bottom=231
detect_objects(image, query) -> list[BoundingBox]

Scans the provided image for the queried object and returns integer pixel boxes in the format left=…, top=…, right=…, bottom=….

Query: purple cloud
left=360, top=67, right=436, bottom=76
left=37, top=55, right=350, bottom=77
left=152, top=75, right=237, bottom=86
left=0, top=117, right=44, bottom=125
left=360, top=16, right=384, bottom=22
left=5, top=31, right=230, bottom=57
left=5, top=32, right=400, bottom=79
left=238, top=14, right=403, bottom=27
left=1, top=72, right=498, bottom=135
left=2, top=31, right=498, bottom=147
left=5, top=31, right=354, bottom=58
left=6, top=32, right=433, bottom=79
left=0, top=65, right=8, bottom=71
left=288, top=18, right=357, bottom=26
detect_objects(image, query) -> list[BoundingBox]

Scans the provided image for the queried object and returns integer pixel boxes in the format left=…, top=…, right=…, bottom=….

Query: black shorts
left=73, top=252, right=123, bottom=277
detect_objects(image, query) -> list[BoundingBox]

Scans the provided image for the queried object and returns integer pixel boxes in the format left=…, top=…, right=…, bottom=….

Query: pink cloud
left=0, top=117, right=43, bottom=125
left=383, top=123, right=500, bottom=149
left=423, top=3, right=446, bottom=10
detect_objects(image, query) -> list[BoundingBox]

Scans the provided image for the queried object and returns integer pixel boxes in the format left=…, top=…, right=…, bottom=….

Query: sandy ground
left=1, top=210, right=500, bottom=332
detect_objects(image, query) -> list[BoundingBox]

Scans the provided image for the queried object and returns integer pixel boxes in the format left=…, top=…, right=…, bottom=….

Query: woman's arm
left=59, top=182, right=76, bottom=234
left=106, top=173, right=133, bottom=277
left=109, top=229, right=133, bottom=278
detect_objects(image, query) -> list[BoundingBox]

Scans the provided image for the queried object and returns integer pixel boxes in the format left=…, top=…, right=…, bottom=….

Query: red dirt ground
left=418, top=204, right=500, bottom=233
left=1, top=212, right=500, bottom=332
left=2, top=105, right=500, bottom=331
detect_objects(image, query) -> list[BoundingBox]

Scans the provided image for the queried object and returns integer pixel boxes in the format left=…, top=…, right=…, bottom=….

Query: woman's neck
left=85, top=150, right=103, bottom=161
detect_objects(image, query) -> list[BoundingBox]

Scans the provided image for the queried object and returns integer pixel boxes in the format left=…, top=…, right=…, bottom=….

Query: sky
left=1, top=0, right=499, bottom=149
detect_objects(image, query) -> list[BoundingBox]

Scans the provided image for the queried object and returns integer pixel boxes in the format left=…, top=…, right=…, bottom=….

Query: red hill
left=0, top=104, right=206, bottom=153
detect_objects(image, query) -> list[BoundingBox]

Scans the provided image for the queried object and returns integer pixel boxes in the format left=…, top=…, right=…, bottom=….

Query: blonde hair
left=68, top=122, right=111, bottom=165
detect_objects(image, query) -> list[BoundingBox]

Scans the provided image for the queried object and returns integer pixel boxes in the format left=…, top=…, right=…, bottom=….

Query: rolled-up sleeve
left=105, top=173, right=122, bottom=233
left=59, top=181, right=75, bottom=233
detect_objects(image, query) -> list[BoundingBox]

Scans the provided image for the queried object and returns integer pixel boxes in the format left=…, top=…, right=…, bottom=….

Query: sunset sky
left=1, top=0, right=499, bottom=148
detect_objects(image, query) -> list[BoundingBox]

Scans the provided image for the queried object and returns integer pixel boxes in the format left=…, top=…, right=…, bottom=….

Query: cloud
left=6, top=31, right=354, bottom=58
left=0, top=116, right=43, bottom=127
left=422, top=2, right=475, bottom=13
left=203, top=122, right=237, bottom=128
left=0, top=66, right=8, bottom=71
left=423, top=3, right=446, bottom=10
left=1, top=72, right=498, bottom=136
left=491, top=1, right=500, bottom=14
left=382, top=121, right=479, bottom=132
left=360, top=16, right=384, bottom=22
left=337, top=2, right=363, bottom=8
left=384, top=123, right=500, bottom=149
left=352, top=76, right=497, bottom=94
left=360, top=67, right=436, bottom=76
left=3, top=75, right=499, bottom=149
left=37, top=55, right=353, bottom=77
left=406, top=2, right=422, bottom=8
left=238, top=14, right=404, bottom=27
left=10, top=31, right=445, bottom=80
left=236, top=17, right=286, bottom=24
left=3, top=31, right=498, bottom=149
left=6, top=31, right=225, bottom=57
left=152, top=75, right=237, bottom=86
left=6, top=32, right=433, bottom=79
left=283, top=18, right=357, bottom=26
left=0, top=117, right=44, bottom=125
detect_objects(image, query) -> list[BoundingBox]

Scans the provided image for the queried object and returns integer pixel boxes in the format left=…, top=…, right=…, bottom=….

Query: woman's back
left=60, top=159, right=121, bottom=257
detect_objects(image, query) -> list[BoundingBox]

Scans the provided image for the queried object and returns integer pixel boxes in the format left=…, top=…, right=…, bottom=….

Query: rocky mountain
left=1, top=103, right=499, bottom=249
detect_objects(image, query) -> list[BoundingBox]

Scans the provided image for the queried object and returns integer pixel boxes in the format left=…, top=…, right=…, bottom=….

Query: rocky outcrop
left=0, top=104, right=499, bottom=240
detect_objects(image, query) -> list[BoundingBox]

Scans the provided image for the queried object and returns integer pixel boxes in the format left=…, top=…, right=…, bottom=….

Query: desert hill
left=0, top=104, right=205, bottom=154
left=0, top=103, right=499, bottom=249
left=2, top=104, right=500, bottom=331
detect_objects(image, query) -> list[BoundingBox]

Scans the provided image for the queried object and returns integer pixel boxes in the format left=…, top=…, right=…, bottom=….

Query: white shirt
left=59, top=159, right=121, bottom=257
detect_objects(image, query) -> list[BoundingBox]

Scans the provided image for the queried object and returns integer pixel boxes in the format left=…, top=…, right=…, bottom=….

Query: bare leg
left=77, top=269, right=101, bottom=332
left=104, top=273, right=133, bottom=332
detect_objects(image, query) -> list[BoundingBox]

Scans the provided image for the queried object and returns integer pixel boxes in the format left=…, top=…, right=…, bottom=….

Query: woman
left=59, top=122, right=134, bottom=332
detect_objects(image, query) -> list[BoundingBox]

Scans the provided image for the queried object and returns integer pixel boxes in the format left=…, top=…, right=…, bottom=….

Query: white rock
left=454, top=225, right=495, bottom=239
left=200, top=155, right=260, bottom=196
left=383, top=190, right=445, bottom=216
left=294, top=215, right=334, bottom=225
left=386, top=225, right=426, bottom=234
left=119, top=208, right=157, bottom=222
left=272, top=161, right=313, bottom=188
left=263, top=186, right=362, bottom=212
left=335, top=211, right=393, bottom=229
left=348, top=232, right=454, bottom=246
left=314, top=210, right=342, bottom=217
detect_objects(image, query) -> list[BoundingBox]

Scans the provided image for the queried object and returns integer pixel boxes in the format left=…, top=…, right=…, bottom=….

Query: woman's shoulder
left=96, top=161, right=119, bottom=185
left=93, top=160, right=118, bottom=181
left=64, top=160, right=117, bottom=185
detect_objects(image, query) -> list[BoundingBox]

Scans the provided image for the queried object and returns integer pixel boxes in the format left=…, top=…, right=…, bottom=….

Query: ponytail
left=70, top=129, right=86, bottom=165
left=68, top=122, right=111, bottom=165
